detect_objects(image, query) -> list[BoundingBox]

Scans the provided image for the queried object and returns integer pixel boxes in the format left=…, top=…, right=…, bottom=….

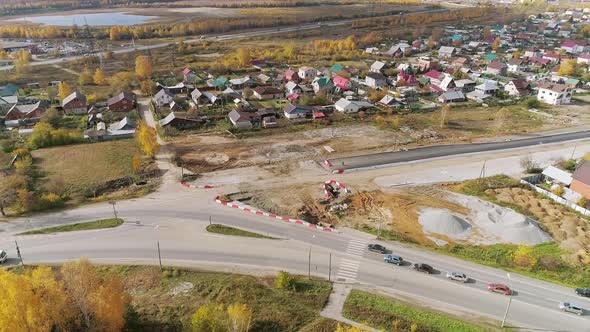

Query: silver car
left=446, top=272, right=468, bottom=283
left=559, top=302, right=584, bottom=316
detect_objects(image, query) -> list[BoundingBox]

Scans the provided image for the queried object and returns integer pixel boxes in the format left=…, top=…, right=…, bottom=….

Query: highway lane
left=329, top=130, right=590, bottom=170
left=0, top=8, right=448, bottom=71
left=3, top=201, right=590, bottom=331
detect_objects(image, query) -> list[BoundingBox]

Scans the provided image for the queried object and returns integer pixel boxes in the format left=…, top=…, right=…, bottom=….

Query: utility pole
left=209, top=216, right=212, bottom=225
left=15, top=240, right=23, bottom=265
left=308, top=247, right=311, bottom=280
left=571, top=143, right=577, bottom=160
left=328, top=253, right=332, bottom=282
left=157, top=241, right=162, bottom=272
left=109, top=200, right=118, bottom=219
left=501, top=273, right=512, bottom=328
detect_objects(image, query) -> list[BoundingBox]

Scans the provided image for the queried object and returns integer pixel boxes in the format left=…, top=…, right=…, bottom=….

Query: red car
left=488, top=283, right=512, bottom=295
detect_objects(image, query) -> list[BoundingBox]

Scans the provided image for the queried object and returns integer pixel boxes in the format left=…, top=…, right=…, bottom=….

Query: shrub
left=577, top=197, right=587, bottom=208
left=274, top=271, right=296, bottom=291
left=525, top=96, right=540, bottom=109
left=552, top=186, right=564, bottom=197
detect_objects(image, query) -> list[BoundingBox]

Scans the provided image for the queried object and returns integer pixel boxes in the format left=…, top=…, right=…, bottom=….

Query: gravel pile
left=419, top=208, right=472, bottom=240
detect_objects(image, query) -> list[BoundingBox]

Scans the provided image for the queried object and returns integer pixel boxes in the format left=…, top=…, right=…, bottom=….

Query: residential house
left=537, top=82, right=572, bottom=105
left=439, top=76, right=455, bottom=92
left=284, top=68, right=300, bottom=82
left=365, top=73, right=387, bottom=89
left=475, top=80, right=499, bottom=96
left=370, top=61, right=386, bottom=73
left=455, top=79, right=476, bottom=93
left=298, top=66, right=318, bottom=81
left=438, top=90, right=465, bottom=103
left=62, top=91, right=87, bottom=115
left=157, top=82, right=189, bottom=95
left=542, top=51, right=561, bottom=63
left=107, top=92, right=135, bottom=113
left=504, top=79, right=530, bottom=97
left=542, top=166, right=573, bottom=187
left=524, top=48, right=542, bottom=58
left=312, top=77, right=333, bottom=93
left=229, top=76, right=254, bottom=90
left=385, top=43, right=410, bottom=57
left=577, top=54, right=590, bottom=65
left=486, top=61, right=507, bottom=76
left=4, top=100, right=49, bottom=121
left=283, top=104, right=316, bottom=119
left=109, top=116, right=136, bottom=131
left=285, top=81, right=302, bottom=95
left=154, top=89, right=175, bottom=107
left=561, top=40, right=590, bottom=54
left=528, top=57, right=551, bottom=68
left=333, top=76, right=351, bottom=91
left=417, top=56, right=438, bottom=72
left=159, top=112, right=203, bottom=129
left=182, top=68, right=197, bottom=83
left=250, top=59, right=268, bottom=70
left=0, top=95, right=17, bottom=114
left=228, top=109, right=255, bottom=129
left=565, top=78, right=582, bottom=89
left=452, top=57, right=470, bottom=68
left=507, top=58, right=524, bottom=73
left=423, top=70, right=445, bottom=87
left=438, top=46, right=457, bottom=59
left=252, top=86, right=283, bottom=100
left=334, top=98, right=373, bottom=113
left=257, top=73, right=272, bottom=85
left=228, top=109, right=277, bottom=129
left=571, top=161, right=590, bottom=199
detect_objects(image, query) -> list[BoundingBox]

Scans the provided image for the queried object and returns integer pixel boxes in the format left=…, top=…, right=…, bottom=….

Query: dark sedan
left=575, top=288, right=590, bottom=298
left=367, top=244, right=386, bottom=253
left=413, top=263, right=433, bottom=274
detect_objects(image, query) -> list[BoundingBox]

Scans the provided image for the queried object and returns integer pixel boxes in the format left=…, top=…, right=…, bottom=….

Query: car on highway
left=559, top=302, right=584, bottom=316
left=0, top=250, right=6, bottom=264
left=575, top=288, right=590, bottom=298
left=446, top=272, right=468, bottom=282
left=413, top=263, right=433, bottom=274
left=367, top=244, right=386, bottom=253
left=384, top=254, right=403, bottom=265
left=488, top=283, right=511, bottom=295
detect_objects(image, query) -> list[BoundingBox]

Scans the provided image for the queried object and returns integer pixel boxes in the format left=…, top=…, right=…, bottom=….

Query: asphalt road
left=2, top=186, right=590, bottom=331
left=0, top=8, right=448, bottom=71
left=329, top=130, right=590, bottom=170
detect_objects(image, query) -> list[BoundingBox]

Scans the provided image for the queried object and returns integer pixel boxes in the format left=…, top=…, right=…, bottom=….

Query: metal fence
left=520, top=179, right=590, bottom=217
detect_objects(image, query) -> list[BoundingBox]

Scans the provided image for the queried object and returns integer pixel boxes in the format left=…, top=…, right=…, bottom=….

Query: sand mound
left=419, top=208, right=472, bottom=239
left=447, top=193, right=552, bottom=245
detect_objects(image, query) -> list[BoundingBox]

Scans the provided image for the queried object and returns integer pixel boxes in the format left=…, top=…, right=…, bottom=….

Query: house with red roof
left=182, top=68, right=197, bottom=83
left=284, top=68, right=300, bottom=82
left=423, top=70, right=445, bottom=87
left=332, top=76, right=351, bottom=91
left=577, top=54, right=590, bottom=65
left=543, top=51, right=562, bottom=63
left=561, top=40, right=590, bottom=54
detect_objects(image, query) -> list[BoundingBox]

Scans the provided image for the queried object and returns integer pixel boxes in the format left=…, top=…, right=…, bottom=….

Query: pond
left=8, top=12, right=158, bottom=26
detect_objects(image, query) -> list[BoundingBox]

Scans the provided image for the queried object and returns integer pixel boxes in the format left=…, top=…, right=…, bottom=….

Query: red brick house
left=62, top=91, right=87, bottom=115
left=107, top=92, right=136, bottom=112
left=4, top=100, right=49, bottom=120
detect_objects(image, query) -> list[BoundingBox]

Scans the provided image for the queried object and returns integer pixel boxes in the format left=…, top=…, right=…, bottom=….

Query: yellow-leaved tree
left=227, top=303, right=252, bottom=332
left=557, top=59, right=577, bottom=77
left=58, top=81, right=73, bottom=100
left=93, top=68, right=107, bottom=85
left=135, top=121, right=160, bottom=157
left=135, top=55, right=153, bottom=79
left=0, top=266, right=71, bottom=332
left=236, top=48, right=251, bottom=68
left=191, top=303, right=227, bottom=332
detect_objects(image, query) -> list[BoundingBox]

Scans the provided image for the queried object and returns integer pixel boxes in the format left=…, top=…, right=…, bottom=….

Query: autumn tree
left=483, top=27, right=492, bottom=40
left=58, top=81, right=73, bottom=100
left=132, top=154, right=141, bottom=173
left=104, top=51, right=114, bottom=60
left=93, top=68, right=107, bottom=85
left=91, top=277, right=128, bottom=331
left=0, top=266, right=71, bottom=332
left=227, top=303, right=252, bottom=332
left=236, top=48, right=251, bottom=68
left=440, top=104, right=450, bottom=129
left=514, top=245, right=537, bottom=269
left=14, top=49, right=31, bottom=75
left=140, top=79, right=156, bottom=96
left=79, top=66, right=94, bottom=85
left=557, top=59, right=578, bottom=77
left=135, top=121, right=160, bottom=157
left=192, top=303, right=227, bottom=332
left=513, top=51, right=521, bottom=59
left=492, top=37, right=501, bottom=51
left=135, top=55, right=153, bottom=79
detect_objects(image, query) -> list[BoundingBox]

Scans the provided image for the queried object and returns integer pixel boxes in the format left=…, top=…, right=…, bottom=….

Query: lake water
left=8, top=12, right=158, bottom=26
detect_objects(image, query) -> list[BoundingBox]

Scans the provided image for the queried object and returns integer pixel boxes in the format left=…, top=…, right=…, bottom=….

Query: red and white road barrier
left=324, top=159, right=333, bottom=168
left=332, top=169, right=344, bottom=174
left=322, top=180, right=351, bottom=198
left=214, top=195, right=336, bottom=233
left=182, top=183, right=214, bottom=189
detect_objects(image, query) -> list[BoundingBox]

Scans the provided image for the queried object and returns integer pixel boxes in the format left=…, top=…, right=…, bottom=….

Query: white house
left=154, top=89, right=175, bottom=107
left=370, top=60, right=386, bottom=73
left=438, top=46, right=457, bottom=59
left=537, top=82, right=572, bottom=105
left=365, top=73, right=387, bottom=88
left=507, top=58, right=524, bottom=73
left=504, top=79, right=530, bottom=97
left=334, top=98, right=373, bottom=113
left=298, top=66, right=318, bottom=80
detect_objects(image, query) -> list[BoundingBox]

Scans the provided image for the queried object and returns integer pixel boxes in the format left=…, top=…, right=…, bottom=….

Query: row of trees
left=0, top=258, right=129, bottom=332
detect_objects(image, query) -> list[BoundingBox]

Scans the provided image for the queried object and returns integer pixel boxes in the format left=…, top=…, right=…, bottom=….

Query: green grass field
left=95, top=266, right=332, bottom=331
left=343, top=290, right=496, bottom=332
left=32, top=140, right=138, bottom=199
left=206, top=224, right=277, bottom=239
left=18, top=218, right=123, bottom=235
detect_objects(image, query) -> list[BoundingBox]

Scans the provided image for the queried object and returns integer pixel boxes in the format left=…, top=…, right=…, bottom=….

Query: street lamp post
left=109, top=201, right=118, bottom=219
left=501, top=273, right=512, bottom=328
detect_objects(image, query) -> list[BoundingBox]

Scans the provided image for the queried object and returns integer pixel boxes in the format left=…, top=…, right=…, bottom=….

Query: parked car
left=384, top=254, right=403, bottom=265
left=367, top=244, right=386, bottom=253
left=446, top=272, right=468, bottom=283
left=559, top=302, right=584, bottom=316
left=0, top=250, right=6, bottom=264
left=488, top=283, right=511, bottom=295
left=413, top=263, right=433, bottom=274
left=575, top=288, right=590, bottom=298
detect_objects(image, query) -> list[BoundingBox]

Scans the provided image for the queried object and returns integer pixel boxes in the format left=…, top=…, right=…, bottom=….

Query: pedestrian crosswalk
left=336, top=239, right=366, bottom=282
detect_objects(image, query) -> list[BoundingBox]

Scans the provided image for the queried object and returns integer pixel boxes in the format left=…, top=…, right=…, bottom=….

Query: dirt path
left=52, top=64, right=80, bottom=76
left=321, top=283, right=379, bottom=332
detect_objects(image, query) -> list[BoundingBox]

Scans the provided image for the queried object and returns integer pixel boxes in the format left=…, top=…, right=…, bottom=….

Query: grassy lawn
left=94, top=266, right=332, bottom=331
left=343, top=290, right=495, bottom=332
left=206, top=224, right=277, bottom=239
left=32, top=140, right=138, bottom=199
left=17, top=218, right=123, bottom=235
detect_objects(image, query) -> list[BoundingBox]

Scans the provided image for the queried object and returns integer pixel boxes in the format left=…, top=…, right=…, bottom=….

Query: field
left=17, top=218, right=124, bottom=235
left=31, top=140, right=140, bottom=200
left=343, top=289, right=495, bottom=332
left=94, top=266, right=334, bottom=331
